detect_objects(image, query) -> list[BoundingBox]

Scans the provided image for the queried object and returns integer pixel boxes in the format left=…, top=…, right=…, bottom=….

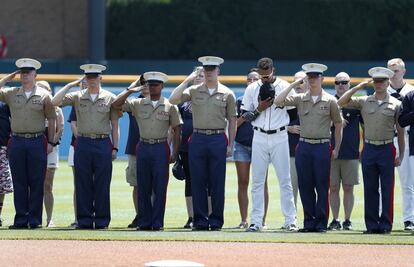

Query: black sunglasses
left=334, top=81, right=349, bottom=85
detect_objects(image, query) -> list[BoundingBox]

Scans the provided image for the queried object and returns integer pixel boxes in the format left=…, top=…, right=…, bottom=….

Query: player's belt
left=253, top=126, right=286, bottom=134
left=12, top=132, right=44, bottom=138
left=299, top=137, right=330, bottom=144
left=78, top=133, right=109, bottom=139
left=193, top=129, right=225, bottom=135
left=140, top=137, right=167, bottom=144
left=365, top=139, right=393, bottom=145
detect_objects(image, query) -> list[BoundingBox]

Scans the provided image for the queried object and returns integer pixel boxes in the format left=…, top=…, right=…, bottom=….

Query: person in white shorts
left=37, top=81, right=64, bottom=228
left=242, top=58, right=297, bottom=232
left=387, top=58, right=414, bottom=230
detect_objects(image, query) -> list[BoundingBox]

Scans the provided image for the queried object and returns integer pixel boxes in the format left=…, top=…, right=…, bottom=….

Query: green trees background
left=106, top=0, right=414, bottom=60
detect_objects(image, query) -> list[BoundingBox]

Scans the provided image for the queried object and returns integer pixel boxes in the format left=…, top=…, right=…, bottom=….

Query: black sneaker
left=328, top=219, right=341, bottom=230
left=127, top=215, right=138, bottom=228
left=184, top=217, right=193, bottom=229
left=404, top=221, right=414, bottom=231
left=342, top=220, right=353, bottom=230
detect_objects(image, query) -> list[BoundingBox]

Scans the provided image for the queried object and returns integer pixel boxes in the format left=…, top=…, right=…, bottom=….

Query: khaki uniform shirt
left=0, top=86, right=56, bottom=133
left=181, top=83, right=236, bottom=129
left=122, top=96, right=182, bottom=139
left=61, top=89, right=119, bottom=135
left=344, top=94, right=400, bottom=141
left=280, top=90, right=342, bottom=139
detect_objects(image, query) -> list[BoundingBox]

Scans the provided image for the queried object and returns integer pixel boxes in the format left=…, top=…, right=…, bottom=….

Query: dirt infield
left=1, top=240, right=413, bottom=266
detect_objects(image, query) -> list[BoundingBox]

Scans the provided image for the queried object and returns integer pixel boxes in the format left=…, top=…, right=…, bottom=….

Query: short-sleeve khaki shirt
left=61, top=88, right=120, bottom=135
left=344, top=94, right=400, bottom=141
left=122, top=96, right=182, bottom=139
left=0, top=86, right=56, bottom=133
left=281, top=90, right=343, bottom=139
left=181, top=83, right=236, bottom=129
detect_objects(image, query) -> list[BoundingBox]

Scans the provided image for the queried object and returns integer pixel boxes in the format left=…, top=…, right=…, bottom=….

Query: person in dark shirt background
left=0, top=101, right=13, bottom=226
left=328, top=72, right=362, bottom=231
left=124, top=75, right=149, bottom=228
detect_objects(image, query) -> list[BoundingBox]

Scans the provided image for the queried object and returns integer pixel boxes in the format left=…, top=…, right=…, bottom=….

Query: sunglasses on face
left=334, top=81, right=349, bottom=85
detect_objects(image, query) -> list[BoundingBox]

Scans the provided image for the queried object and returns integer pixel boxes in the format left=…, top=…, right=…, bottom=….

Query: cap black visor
left=147, top=80, right=163, bottom=85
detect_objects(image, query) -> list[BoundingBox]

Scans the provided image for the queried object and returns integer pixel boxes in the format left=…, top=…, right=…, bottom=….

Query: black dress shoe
left=378, top=229, right=391, bottom=234
left=128, top=215, right=138, bottom=228
left=29, top=225, right=42, bottom=229
left=192, top=226, right=209, bottom=231
left=9, top=224, right=29, bottom=229
left=95, top=226, right=108, bottom=230
left=136, top=226, right=152, bottom=231
left=152, top=227, right=164, bottom=231
left=75, top=225, right=94, bottom=230
left=298, top=228, right=313, bottom=233
left=183, top=217, right=193, bottom=229
left=363, top=229, right=378, bottom=234
left=210, top=226, right=222, bottom=231
left=314, top=228, right=327, bottom=233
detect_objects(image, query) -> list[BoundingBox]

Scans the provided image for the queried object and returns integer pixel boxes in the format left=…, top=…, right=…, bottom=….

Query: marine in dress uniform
left=0, top=58, right=56, bottom=229
left=52, top=64, right=120, bottom=229
left=112, top=71, right=182, bottom=230
left=338, top=67, right=405, bottom=234
left=275, top=63, right=343, bottom=232
left=170, top=56, right=237, bottom=231
left=124, top=75, right=149, bottom=228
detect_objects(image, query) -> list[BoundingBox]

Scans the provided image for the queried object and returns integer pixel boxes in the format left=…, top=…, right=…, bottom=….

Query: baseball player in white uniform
left=242, top=58, right=297, bottom=232
left=387, top=58, right=414, bottom=230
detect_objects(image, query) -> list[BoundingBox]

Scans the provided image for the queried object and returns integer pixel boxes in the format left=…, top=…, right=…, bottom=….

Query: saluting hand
left=0, top=70, right=19, bottom=84
left=67, top=77, right=84, bottom=88
left=128, top=84, right=147, bottom=93
left=184, top=69, right=201, bottom=84
left=356, top=79, right=373, bottom=89
left=128, top=77, right=142, bottom=89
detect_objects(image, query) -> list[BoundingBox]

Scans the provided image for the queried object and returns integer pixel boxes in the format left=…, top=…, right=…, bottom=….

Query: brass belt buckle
left=149, top=139, right=156, bottom=144
left=206, top=130, right=212, bottom=135
left=24, top=133, right=31, bottom=138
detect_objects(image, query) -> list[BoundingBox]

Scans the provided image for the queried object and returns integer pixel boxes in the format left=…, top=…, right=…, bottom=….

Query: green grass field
left=0, top=161, right=413, bottom=244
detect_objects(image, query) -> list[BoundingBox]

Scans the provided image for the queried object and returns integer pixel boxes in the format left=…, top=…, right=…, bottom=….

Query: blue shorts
left=233, top=142, right=252, bottom=162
